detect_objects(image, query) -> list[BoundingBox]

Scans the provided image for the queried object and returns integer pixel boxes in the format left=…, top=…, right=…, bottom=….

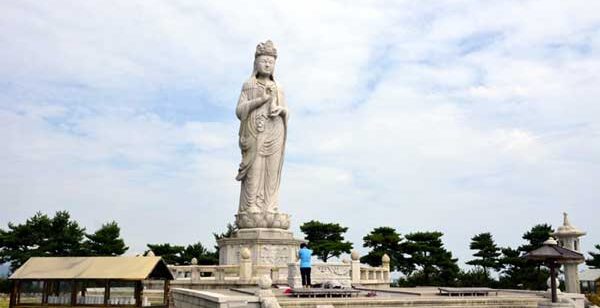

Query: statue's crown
left=255, top=40, right=277, bottom=58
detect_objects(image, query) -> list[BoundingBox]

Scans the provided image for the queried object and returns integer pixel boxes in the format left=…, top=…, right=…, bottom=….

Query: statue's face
left=255, top=55, right=275, bottom=76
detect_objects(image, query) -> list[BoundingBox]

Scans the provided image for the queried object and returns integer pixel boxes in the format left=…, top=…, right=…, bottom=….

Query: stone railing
left=168, top=250, right=390, bottom=288
left=169, top=246, right=294, bottom=287
left=351, top=251, right=391, bottom=286
left=287, top=262, right=352, bottom=288
left=170, top=265, right=241, bottom=281
left=287, top=251, right=390, bottom=288
left=359, top=264, right=390, bottom=284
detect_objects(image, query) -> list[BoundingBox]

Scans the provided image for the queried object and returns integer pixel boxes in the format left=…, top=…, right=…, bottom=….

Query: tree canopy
left=587, top=244, right=600, bottom=269
left=146, top=242, right=218, bottom=265
left=213, top=223, right=238, bottom=254
left=400, top=231, right=460, bottom=286
left=360, top=226, right=403, bottom=270
left=213, top=223, right=238, bottom=241
left=84, top=221, right=128, bottom=256
left=299, top=220, right=353, bottom=262
left=497, top=224, right=554, bottom=290
left=0, top=211, right=128, bottom=272
left=519, top=224, right=553, bottom=253
left=497, top=246, right=528, bottom=288
left=466, top=232, right=501, bottom=273
left=0, top=211, right=85, bottom=271
left=183, top=242, right=218, bottom=265
left=146, top=243, right=185, bottom=264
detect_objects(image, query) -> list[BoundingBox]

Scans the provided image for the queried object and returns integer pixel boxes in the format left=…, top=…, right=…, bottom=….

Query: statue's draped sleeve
left=278, top=84, right=288, bottom=122
left=236, top=81, right=261, bottom=121
left=236, top=81, right=260, bottom=181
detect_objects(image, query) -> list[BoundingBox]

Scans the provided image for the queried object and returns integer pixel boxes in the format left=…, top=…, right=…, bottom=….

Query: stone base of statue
left=217, top=226, right=303, bottom=283
left=217, top=228, right=303, bottom=271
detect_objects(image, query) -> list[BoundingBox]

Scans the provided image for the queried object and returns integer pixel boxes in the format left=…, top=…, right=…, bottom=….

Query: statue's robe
left=236, top=77, right=287, bottom=214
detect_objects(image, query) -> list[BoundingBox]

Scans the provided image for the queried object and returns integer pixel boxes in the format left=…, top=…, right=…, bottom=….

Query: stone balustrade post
left=381, top=253, right=390, bottom=271
left=255, top=275, right=281, bottom=308
left=189, top=258, right=199, bottom=281
left=215, top=268, right=225, bottom=281
left=239, top=247, right=253, bottom=281
left=190, top=267, right=199, bottom=281
left=381, top=253, right=390, bottom=282
left=350, top=250, right=361, bottom=284
left=287, top=263, right=301, bottom=288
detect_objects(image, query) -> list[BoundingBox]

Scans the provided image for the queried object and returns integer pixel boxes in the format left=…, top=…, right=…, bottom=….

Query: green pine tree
left=519, top=224, right=553, bottom=253
left=299, top=220, right=353, bottom=262
left=213, top=223, right=238, bottom=255
left=360, top=226, right=403, bottom=271
left=498, top=224, right=554, bottom=290
left=401, top=231, right=460, bottom=286
left=84, top=221, right=128, bottom=256
left=586, top=244, right=600, bottom=269
left=146, top=243, right=185, bottom=265
left=466, top=232, right=501, bottom=274
left=498, top=247, right=527, bottom=288
left=0, top=211, right=86, bottom=272
left=182, top=242, right=218, bottom=265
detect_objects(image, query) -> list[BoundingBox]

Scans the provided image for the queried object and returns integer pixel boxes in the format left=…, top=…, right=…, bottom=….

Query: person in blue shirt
left=298, top=243, right=313, bottom=288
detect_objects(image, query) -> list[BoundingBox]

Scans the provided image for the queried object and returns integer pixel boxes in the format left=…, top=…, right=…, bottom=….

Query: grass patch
left=0, top=297, right=8, bottom=308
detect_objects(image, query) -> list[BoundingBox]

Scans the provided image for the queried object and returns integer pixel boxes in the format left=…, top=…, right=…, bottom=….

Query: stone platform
left=171, top=287, right=544, bottom=308
left=277, top=297, right=540, bottom=308
left=217, top=228, right=304, bottom=269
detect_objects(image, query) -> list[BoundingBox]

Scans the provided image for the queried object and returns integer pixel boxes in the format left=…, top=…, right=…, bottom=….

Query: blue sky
left=1, top=0, right=600, bottom=268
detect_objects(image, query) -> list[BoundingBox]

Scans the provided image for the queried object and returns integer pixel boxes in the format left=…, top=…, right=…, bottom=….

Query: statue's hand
left=270, top=106, right=286, bottom=117
left=260, top=93, right=272, bottom=104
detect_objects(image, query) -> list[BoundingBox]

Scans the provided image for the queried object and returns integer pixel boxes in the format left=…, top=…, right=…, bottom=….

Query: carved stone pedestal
left=287, top=263, right=352, bottom=289
left=217, top=228, right=303, bottom=281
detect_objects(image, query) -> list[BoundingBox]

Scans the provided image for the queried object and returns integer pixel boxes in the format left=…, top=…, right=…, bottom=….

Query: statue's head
left=253, top=40, right=277, bottom=80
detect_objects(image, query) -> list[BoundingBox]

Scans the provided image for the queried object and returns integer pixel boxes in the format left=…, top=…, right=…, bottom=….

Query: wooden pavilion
left=8, top=256, right=174, bottom=307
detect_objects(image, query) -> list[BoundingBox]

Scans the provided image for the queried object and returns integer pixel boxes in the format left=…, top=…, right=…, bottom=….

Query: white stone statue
left=235, top=40, right=290, bottom=230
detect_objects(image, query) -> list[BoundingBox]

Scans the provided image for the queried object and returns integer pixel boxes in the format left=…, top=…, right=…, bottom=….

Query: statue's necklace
left=256, top=78, right=273, bottom=88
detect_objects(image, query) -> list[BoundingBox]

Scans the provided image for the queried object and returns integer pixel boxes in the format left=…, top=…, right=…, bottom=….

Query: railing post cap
left=258, top=275, right=272, bottom=289
left=240, top=247, right=251, bottom=259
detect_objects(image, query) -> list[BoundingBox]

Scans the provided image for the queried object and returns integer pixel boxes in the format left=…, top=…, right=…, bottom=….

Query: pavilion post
left=135, top=281, right=142, bottom=307
left=104, top=279, right=110, bottom=307
left=42, top=280, right=49, bottom=305
left=549, top=261, right=557, bottom=303
left=71, top=279, right=77, bottom=305
left=15, top=280, right=20, bottom=306
left=8, top=280, right=16, bottom=308
left=164, top=278, right=170, bottom=307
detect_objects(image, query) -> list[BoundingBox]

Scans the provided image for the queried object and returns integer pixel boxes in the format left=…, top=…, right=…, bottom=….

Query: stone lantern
left=552, top=213, right=586, bottom=293
left=524, top=237, right=584, bottom=304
